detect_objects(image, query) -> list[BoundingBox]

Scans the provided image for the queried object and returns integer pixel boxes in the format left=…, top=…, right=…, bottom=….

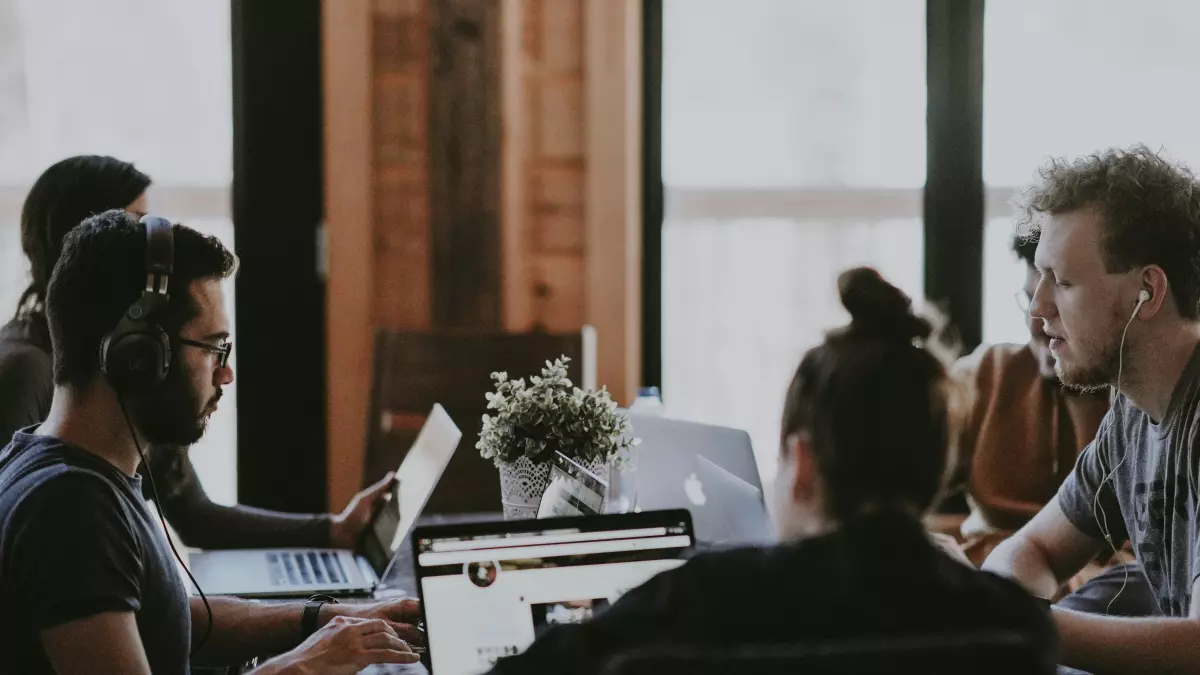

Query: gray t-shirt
left=1058, top=344, right=1200, bottom=617
left=0, top=433, right=192, bottom=674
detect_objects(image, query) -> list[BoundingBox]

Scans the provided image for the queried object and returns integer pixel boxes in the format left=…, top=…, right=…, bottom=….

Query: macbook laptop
left=620, top=414, right=772, bottom=546
left=188, top=404, right=462, bottom=598
left=412, top=509, right=694, bottom=675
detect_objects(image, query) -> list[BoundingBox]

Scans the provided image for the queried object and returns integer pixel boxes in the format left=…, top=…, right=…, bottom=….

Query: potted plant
left=478, top=356, right=637, bottom=519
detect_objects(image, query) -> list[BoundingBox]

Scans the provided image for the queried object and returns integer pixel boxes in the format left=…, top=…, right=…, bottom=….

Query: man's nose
left=1029, top=278, right=1054, bottom=321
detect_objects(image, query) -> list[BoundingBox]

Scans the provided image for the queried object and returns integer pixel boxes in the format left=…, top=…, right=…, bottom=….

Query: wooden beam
left=500, top=0, right=533, bottom=331
left=372, top=0, right=432, bottom=332
left=583, top=0, right=642, bottom=405
left=428, top=0, right=503, bottom=329
left=323, top=0, right=375, bottom=509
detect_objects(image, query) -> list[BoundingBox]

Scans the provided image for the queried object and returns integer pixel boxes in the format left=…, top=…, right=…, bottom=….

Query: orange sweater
left=950, top=343, right=1109, bottom=539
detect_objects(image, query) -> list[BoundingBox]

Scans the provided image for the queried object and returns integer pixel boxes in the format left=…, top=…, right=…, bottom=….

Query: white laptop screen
left=414, top=512, right=693, bottom=675
left=361, top=404, right=463, bottom=578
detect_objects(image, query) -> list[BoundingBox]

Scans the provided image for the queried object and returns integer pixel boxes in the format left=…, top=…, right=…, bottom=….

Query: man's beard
left=126, top=367, right=219, bottom=447
left=1055, top=329, right=1122, bottom=394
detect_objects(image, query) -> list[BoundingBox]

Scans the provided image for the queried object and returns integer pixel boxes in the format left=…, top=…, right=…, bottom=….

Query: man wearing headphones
left=983, top=146, right=1200, bottom=674
left=0, top=210, right=420, bottom=674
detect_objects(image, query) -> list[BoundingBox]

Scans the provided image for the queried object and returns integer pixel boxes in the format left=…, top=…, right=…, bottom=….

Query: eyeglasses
left=1014, top=291, right=1031, bottom=316
left=179, top=338, right=233, bottom=369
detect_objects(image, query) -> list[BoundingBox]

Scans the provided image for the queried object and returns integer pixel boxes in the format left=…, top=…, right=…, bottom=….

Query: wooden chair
left=362, top=327, right=595, bottom=514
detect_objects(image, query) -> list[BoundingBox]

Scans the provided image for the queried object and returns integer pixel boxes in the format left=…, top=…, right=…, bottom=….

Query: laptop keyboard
left=267, top=551, right=350, bottom=587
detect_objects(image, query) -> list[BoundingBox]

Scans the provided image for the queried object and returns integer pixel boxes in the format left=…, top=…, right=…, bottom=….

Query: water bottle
left=628, top=386, right=664, bottom=416
left=607, top=387, right=661, bottom=514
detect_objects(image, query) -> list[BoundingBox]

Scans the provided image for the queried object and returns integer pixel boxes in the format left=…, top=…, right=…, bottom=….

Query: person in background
left=485, top=267, right=1057, bottom=675
left=936, top=232, right=1158, bottom=616
left=0, top=155, right=391, bottom=550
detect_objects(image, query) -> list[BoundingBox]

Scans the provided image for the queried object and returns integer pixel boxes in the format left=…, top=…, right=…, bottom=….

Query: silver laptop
left=188, top=404, right=462, bottom=598
left=620, top=413, right=773, bottom=546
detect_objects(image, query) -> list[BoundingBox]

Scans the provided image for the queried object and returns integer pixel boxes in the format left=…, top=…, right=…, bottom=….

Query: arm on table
left=981, top=499, right=1106, bottom=601
left=1049, top=577, right=1200, bottom=675
left=146, top=445, right=331, bottom=549
left=148, top=446, right=395, bottom=550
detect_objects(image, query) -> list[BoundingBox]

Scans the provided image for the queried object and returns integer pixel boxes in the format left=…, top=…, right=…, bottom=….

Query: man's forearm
left=1055, top=607, right=1200, bottom=674
left=188, top=596, right=309, bottom=666
left=980, top=534, right=1062, bottom=600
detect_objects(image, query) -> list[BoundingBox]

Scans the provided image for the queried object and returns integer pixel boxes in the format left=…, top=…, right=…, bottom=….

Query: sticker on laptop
left=537, top=451, right=609, bottom=518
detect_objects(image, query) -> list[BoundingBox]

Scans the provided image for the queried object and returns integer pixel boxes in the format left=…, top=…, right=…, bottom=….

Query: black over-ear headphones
left=100, top=215, right=175, bottom=392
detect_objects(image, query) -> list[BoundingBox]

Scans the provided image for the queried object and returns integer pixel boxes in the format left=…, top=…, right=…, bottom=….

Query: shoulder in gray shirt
left=1058, top=344, right=1200, bottom=617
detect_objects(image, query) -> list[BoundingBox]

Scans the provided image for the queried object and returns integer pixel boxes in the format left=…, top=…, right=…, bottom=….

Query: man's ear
left=1138, top=265, right=1169, bottom=319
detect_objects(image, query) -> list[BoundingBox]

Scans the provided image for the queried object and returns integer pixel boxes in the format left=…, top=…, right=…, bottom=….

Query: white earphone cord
left=1092, top=291, right=1148, bottom=614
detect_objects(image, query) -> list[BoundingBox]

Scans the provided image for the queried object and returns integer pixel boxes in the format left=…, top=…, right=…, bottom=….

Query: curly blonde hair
left=1017, top=145, right=1200, bottom=319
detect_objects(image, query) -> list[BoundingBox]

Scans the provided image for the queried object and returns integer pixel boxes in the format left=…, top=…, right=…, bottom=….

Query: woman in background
left=0, top=155, right=390, bottom=549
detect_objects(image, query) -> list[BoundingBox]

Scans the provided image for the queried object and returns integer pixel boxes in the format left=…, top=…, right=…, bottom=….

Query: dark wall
left=231, top=0, right=327, bottom=512
left=641, top=0, right=664, bottom=391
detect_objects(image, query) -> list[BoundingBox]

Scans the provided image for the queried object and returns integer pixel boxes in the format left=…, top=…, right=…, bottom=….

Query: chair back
left=363, top=328, right=592, bottom=513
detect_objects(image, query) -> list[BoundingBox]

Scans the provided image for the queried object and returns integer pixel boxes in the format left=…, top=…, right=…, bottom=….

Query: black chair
left=600, top=630, right=1054, bottom=675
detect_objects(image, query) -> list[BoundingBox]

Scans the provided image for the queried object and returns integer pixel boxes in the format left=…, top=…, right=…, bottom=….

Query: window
left=661, top=0, right=926, bottom=481
left=0, top=0, right=236, bottom=503
left=982, top=0, right=1200, bottom=345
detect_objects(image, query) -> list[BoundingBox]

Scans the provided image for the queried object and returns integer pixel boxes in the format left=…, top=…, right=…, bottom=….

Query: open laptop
left=412, top=510, right=694, bottom=675
left=188, top=404, right=462, bottom=598
left=621, top=414, right=773, bottom=546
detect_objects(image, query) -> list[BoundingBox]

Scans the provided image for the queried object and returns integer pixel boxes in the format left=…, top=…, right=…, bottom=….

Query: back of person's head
left=46, top=209, right=237, bottom=390
left=779, top=267, right=958, bottom=522
left=1018, top=144, right=1200, bottom=319
left=18, top=155, right=151, bottom=318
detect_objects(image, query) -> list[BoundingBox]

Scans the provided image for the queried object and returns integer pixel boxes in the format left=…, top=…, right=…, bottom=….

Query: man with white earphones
left=982, top=146, right=1200, bottom=675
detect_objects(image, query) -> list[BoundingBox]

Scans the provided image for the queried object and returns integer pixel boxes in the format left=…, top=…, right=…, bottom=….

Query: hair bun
left=837, top=267, right=932, bottom=343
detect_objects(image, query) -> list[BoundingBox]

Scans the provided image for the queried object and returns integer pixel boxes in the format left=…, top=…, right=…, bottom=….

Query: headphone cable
left=118, top=398, right=214, bottom=658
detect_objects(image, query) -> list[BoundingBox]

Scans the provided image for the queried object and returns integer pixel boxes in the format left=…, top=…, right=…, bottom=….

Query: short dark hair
left=780, top=268, right=959, bottom=520
left=46, top=210, right=238, bottom=389
left=1018, top=145, right=1200, bottom=319
left=18, top=155, right=151, bottom=317
left=1011, top=233, right=1037, bottom=268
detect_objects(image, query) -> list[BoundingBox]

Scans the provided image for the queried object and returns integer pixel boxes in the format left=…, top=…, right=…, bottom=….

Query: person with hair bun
left=481, top=267, right=1058, bottom=675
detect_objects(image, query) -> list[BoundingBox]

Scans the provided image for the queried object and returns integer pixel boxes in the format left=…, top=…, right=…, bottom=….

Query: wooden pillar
left=584, top=0, right=642, bottom=405
left=324, top=0, right=376, bottom=509
left=325, top=0, right=644, bottom=507
left=428, top=0, right=503, bottom=328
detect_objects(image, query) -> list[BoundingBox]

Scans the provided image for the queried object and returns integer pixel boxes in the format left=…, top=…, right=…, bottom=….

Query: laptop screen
left=361, top=404, right=462, bottom=578
left=413, top=510, right=694, bottom=675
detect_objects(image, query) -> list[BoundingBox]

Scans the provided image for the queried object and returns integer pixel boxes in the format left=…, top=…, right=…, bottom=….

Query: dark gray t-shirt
left=1058, top=344, right=1200, bottom=617
left=0, top=433, right=192, bottom=674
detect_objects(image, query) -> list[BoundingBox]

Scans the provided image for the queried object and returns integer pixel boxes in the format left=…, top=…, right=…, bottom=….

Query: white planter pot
left=497, top=454, right=610, bottom=520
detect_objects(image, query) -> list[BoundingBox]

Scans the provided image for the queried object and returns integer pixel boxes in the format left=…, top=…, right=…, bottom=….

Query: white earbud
left=1138, top=289, right=1151, bottom=304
